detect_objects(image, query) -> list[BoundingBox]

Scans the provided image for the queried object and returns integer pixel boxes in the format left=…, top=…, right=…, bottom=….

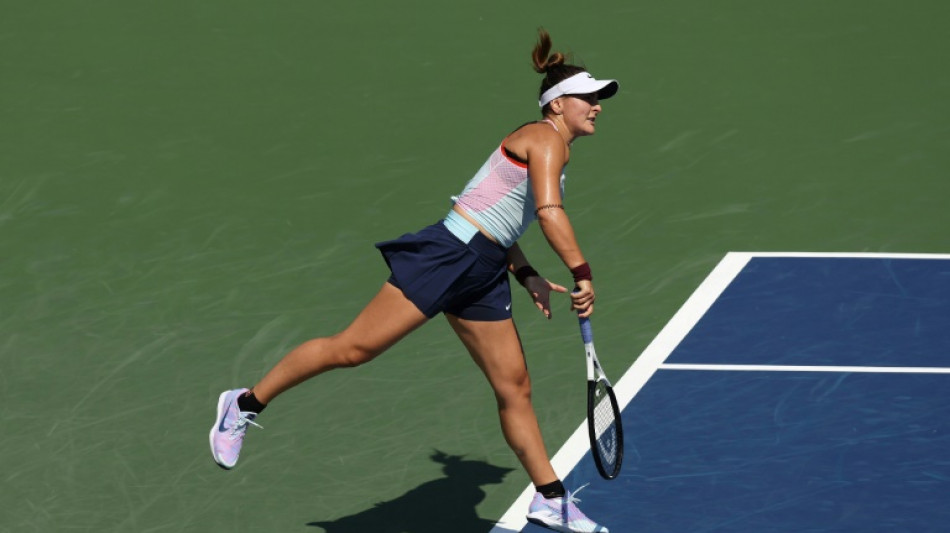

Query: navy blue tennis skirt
left=375, top=221, right=512, bottom=321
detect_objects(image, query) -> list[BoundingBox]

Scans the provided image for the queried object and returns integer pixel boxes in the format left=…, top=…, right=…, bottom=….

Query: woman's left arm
left=507, top=243, right=568, bottom=319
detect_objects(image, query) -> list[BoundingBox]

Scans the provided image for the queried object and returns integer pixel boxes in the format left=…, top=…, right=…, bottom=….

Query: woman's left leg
left=445, top=314, right=558, bottom=486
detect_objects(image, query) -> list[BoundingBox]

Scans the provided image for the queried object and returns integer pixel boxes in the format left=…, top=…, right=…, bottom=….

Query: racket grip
left=572, top=288, right=594, bottom=343
left=579, top=316, right=593, bottom=344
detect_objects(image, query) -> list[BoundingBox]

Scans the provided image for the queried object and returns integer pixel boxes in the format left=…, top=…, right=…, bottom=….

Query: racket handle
left=572, top=288, right=594, bottom=343
left=579, top=316, right=593, bottom=344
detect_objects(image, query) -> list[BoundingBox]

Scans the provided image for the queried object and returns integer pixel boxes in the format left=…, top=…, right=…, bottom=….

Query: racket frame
left=579, top=316, right=624, bottom=480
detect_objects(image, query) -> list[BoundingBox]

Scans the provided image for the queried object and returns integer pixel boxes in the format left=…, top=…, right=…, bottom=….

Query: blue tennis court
left=493, top=253, right=950, bottom=532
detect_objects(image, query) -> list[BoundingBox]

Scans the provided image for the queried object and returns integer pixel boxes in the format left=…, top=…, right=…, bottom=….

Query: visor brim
left=539, top=73, right=620, bottom=107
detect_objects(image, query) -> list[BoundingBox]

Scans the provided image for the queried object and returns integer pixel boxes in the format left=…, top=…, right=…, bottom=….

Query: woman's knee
left=494, top=371, right=533, bottom=408
left=326, top=334, right=383, bottom=368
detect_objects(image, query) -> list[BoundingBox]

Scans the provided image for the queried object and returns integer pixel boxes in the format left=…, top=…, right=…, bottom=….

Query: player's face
left=559, top=93, right=602, bottom=138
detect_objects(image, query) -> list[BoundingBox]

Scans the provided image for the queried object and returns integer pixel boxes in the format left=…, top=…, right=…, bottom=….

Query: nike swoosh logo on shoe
left=218, top=394, right=234, bottom=433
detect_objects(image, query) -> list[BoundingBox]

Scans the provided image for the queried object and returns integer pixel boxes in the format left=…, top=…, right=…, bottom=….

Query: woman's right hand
left=571, top=280, right=595, bottom=318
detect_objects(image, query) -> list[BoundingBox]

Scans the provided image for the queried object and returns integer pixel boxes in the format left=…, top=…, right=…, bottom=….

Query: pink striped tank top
left=448, top=121, right=566, bottom=248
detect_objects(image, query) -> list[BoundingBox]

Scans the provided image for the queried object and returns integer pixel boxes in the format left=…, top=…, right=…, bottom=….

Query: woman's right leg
left=444, top=314, right=558, bottom=487
left=251, top=282, right=429, bottom=404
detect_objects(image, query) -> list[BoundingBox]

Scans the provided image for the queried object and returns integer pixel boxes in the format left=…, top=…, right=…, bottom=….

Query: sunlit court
left=2, top=2, right=947, bottom=531
left=501, top=253, right=950, bottom=531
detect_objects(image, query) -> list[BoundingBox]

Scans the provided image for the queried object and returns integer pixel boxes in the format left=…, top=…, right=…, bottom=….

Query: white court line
left=489, top=251, right=950, bottom=532
left=660, top=363, right=950, bottom=374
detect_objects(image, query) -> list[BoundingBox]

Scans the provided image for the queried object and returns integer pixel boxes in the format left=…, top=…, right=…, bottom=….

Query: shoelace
left=566, top=483, right=590, bottom=504
left=228, top=412, right=263, bottom=440
left=560, top=483, right=592, bottom=522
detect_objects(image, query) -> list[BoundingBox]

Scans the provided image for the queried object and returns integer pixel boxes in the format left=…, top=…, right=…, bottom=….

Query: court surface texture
left=3, top=1, right=948, bottom=531
left=496, top=252, right=950, bottom=532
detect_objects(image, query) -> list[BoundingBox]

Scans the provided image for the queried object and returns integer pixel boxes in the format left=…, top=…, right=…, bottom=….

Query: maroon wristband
left=514, top=265, right=539, bottom=286
left=570, top=262, right=592, bottom=283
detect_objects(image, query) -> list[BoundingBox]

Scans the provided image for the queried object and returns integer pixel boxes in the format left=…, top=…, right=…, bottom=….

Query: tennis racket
left=578, top=315, right=624, bottom=480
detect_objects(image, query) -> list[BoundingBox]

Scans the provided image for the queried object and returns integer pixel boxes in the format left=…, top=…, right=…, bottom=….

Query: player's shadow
left=307, top=450, right=518, bottom=533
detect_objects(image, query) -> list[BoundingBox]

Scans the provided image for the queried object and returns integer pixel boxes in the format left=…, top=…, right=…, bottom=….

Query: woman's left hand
left=523, top=276, right=568, bottom=319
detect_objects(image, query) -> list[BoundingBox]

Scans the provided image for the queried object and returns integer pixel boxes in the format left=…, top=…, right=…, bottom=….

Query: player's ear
left=549, top=97, right=565, bottom=115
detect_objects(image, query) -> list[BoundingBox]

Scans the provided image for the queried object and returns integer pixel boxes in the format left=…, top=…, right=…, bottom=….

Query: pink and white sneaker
left=209, top=388, right=262, bottom=469
left=526, top=485, right=609, bottom=533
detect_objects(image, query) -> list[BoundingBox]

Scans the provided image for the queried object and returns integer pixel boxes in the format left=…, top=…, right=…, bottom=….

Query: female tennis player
left=211, top=28, right=617, bottom=533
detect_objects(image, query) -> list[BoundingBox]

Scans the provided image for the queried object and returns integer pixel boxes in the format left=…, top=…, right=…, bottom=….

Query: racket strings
left=591, top=382, right=619, bottom=463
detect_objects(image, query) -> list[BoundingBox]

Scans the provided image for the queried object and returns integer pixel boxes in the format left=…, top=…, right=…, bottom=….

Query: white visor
left=538, top=71, right=619, bottom=108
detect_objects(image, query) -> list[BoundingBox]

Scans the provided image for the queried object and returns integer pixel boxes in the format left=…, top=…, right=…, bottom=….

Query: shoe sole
left=526, top=514, right=571, bottom=533
left=527, top=513, right=608, bottom=533
left=209, top=390, right=234, bottom=470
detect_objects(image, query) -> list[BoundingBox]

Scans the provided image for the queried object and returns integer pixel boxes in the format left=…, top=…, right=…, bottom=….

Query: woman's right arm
left=525, top=131, right=595, bottom=317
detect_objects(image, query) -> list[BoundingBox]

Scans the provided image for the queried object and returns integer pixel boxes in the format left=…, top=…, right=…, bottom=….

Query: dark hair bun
left=531, top=28, right=566, bottom=74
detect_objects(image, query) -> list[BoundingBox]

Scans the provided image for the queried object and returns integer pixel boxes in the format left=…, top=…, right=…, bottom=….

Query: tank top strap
left=542, top=118, right=560, bottom=132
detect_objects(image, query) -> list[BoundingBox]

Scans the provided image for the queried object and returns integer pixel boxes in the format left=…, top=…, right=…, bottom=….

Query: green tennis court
left=2, top=1, right=947, bottom=530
